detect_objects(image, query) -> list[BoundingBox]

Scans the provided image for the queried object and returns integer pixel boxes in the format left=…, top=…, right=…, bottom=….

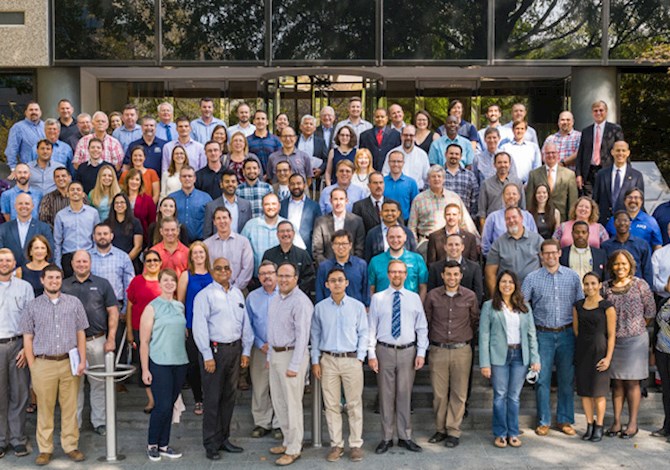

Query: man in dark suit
left=352, top=171, right=384, bottom=232
left=359, top=108, right=401, bottom=171
left=559, top=220, right=607, bottom=280
left=427, top=233, right=483, bottom=304
left=203, top=170, right=252, bottom=238
left=312, top=188, right=365, bottom=264
left=315, top=106, right=336, bottom=150
left=592, top=141, right=644, bottom=225
left=364, top=199, right=416, bottom=262
left=575, top=100, right=624, bottom=196
left=426, top=203, right=479, bottom=264
left=297, top=114, right=329, bottom=178
left=0, top=193, right=54, bottom=266
left=279, top=173, right=321, bottom=255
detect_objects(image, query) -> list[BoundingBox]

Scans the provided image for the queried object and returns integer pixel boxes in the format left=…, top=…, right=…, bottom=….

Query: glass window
left=495, top=0, right=602, bottom=60
left=609, top=0, right=670, bottom=60
left=54, top=0, right=155, bottom=61
left=161, top=0, right=264, bottom=61
left=383, top=0, right=487, bottom=60
left=0, top=73, right=36, bottom=156
left=271, top=0, right=375, bottom=61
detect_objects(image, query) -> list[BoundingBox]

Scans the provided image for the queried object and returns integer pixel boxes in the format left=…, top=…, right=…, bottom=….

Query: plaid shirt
left=89, top=246, right=135, bottom=302
left=247, top=132, right=282, bottom=173
left=407, top=188, right=478, bottom=239
left=544, top=130, right=582, bottom=168
left=236, top=180, right=273, bottom=218
left=73, top=133, right=124, bottom=170
left=444, top=167, right=479, bottom=217
left=522, top=266, right=583, bottom=329
left=19, top=293, right=89, bottom=356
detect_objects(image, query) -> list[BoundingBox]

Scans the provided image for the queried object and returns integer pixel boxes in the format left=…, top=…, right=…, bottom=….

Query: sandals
left=494, top=437, right=507, bottom=448
left=508, top=436, right=522, bottom=447
left=194, top=402, right=204, bottom=415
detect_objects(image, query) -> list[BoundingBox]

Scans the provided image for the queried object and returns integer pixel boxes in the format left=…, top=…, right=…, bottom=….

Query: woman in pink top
left=553, top=196, right=609, bottom=248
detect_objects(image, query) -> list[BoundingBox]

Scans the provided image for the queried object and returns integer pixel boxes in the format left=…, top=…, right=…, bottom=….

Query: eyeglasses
left=541, top=251, right=560, bottom=256
left=213, top=265, right=232, bottom=271
left=332, top=242, right=351, bottom=247
left=145, top=259, right=161, bottom=263
left=259, top=271, right=276, bottom=277
left=401, top=134, right=416, bottom=138
left=281, top=134, right=297, bottom=139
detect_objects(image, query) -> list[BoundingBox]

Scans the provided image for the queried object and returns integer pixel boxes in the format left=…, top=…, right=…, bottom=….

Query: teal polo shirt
left=368, top=249, right=428, bottom=293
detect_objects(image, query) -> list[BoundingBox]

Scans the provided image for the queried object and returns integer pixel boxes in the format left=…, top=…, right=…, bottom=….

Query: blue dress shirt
left=190, top=117, right=226, bottom=144
left=0, top=186, right=43, bottom=220
left=30, top=140, right=74, bottom=175
left=53, top=205, right=100, bottom=266
left=155, top=122, right=177, bottom=142
left=192, top=281, right=254, bottom=360
left=481, top=208, right=538, bottom=256
left=4, top=118, right=45, bottom=169
left=246, top=286, right=278, bottom=349
left=311, top=295, right=369, bottom=364
left=89, top=246, right=135, bottom=302
left=428, top=134, right=473, bottom=168
left=112, top=125, right=143, bottom=152
left=315, top=256, right=370, bottom=306
left=319, top=183, right=367, bottom=214
left=169, top=188, right=213, bottom=241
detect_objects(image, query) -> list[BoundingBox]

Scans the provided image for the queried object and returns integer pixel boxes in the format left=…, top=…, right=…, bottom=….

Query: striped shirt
left=89, top=246, right=135, bottom=302
left=267, top=287, right=314, bottom=372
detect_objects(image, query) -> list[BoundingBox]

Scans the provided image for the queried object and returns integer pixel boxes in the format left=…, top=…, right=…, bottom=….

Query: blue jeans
left=148, top=360, right=188, bottom=447
left=491, top=348, right=526, bottom=438
left=536, top=329, right=575, bottom=426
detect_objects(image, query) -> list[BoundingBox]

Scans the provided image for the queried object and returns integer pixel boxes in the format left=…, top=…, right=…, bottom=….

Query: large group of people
left=1, top=95, right=669, bottom=466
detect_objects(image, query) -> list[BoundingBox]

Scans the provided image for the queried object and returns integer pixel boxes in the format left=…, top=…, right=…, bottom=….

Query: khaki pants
left=31, top=358, right=81, bottom=453
left=320, top=354, right=364, bottom=449
left=77, top=335, right=106, bottom=428
left=429, top=346, right=472, bottom=437
left=269, top=350, right=308, bottom=455
left=250, top=347, right=279, bottom=430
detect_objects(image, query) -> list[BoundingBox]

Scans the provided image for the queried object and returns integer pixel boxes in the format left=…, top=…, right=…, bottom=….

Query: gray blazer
left=202, top=196, right=253, bottom=239
left=478, top=300, right=540, bottom=368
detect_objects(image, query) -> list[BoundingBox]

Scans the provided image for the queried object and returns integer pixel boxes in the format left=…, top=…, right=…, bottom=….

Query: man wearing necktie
left=368, top=260, right=429, bottom=455
left=155, top=102, right=176, bottom=143
left=359, top=109, right=401, bottom=171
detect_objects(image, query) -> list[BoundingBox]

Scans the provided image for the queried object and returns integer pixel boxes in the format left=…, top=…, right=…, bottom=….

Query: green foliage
left=620, top=72, right=670, bottom=182
left=0, top=110, right=21, bottom=164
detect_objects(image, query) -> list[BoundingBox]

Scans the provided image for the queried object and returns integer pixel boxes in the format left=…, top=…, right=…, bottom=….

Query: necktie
left=592, top=125, right=601, bottom=166
left=547, top=167, right=554, bottom=190
left=375, top=200, right=381, bottom=216
left=612, top=168, right=622, bottom=204
left=165, top=124, right=173, bottom=142
left=376, top=128, right=384, bottom=147
left=391, top=291, right=401, bottom=339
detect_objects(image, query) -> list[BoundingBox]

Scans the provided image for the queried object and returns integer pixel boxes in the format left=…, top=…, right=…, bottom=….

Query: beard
left=508, top=225, right=520, bottom=235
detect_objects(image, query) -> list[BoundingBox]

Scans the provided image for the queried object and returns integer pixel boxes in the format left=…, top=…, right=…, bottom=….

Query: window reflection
left=161, top=0, right=264, bottom=61
left=383, top=0, right=487, bottom=60
left=495, top=0, right=602, bottom=60
left=54, top=0, right=155, bottom=60
left=609, top=0, right=670, bottom=60
left=272, top=0, right=374, bottom=60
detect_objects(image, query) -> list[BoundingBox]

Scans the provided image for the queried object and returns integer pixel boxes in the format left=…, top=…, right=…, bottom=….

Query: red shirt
left=132, top=193, right=157, bottom=241
left=151, top=241, right=189, bottom=277
left=126, top=275, right=161, bottom=330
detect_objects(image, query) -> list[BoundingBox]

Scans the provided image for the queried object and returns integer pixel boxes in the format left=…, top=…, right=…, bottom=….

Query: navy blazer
left=359, top=126, right=401, bottom=171
left=575, top=122, right=624, bottom=178
left=364, top=225, right=417, bottom=263
left=315, top=125, right=335, bottom=150
left=279, top=196, right=322, bottom=255
left=202, top=196, right=253, bottom=239
left=559, top=245, right=608, bottom=280
left=0, top=218, right=55, bottom=266
left=592, top=164, right=644, bottom=225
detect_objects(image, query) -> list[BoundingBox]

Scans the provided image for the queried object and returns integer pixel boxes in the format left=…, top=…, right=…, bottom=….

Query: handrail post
left=104, top=351, right=119, bottom=461
left=311, top=373, right=322, bottom=448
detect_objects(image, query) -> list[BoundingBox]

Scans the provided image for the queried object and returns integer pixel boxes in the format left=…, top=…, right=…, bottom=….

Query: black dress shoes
left=397, top=439, right=422, bottom=452
left=444, top=436, right=459, bottom=448
left=220, top=440, right=244, bottom=453
left=206, top=449, right=221, bottom=460
left=375, top=440, right=393, bottom=454
left=428, top=432, right=448, bottom=443
left=590, top=425, right=604, bottom=442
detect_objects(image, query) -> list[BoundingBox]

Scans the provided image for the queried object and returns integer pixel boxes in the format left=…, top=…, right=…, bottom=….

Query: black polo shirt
left=195, top=164, right=225, bottom=200
left=262, top=244, right=315, bottom=296
left=62, top=274, right=117, bottom=337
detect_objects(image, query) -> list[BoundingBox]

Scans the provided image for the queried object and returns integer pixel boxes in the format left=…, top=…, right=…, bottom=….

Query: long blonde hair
left=89, top=165, right=121, bottom=207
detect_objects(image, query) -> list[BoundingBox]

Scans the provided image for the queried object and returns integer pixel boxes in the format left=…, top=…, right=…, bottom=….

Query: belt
left=272, top=346, right=295, bottom=352
left=210, top=340, right=241, bottom=348
left=430, top=340, right=469, bottom=349
left=36, top=353, right=70, bottom=361
left=86, top=332, right=105, bottom=342
left=323, top=351, right=357, bottom=358
left=508, top=344, right=521, bottom=350
left=0, top=336, right=21, bottom=344
left=536, top=323, right=573, bottom=333
left=377, top=341, right=415, bottom=350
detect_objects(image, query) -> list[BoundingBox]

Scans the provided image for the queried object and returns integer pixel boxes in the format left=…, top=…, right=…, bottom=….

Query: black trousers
left=185, top=329, right=203, bottom=402
left=656, top=349, right=670, bottom=432
left=200, top=341, right=241, bottom=451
